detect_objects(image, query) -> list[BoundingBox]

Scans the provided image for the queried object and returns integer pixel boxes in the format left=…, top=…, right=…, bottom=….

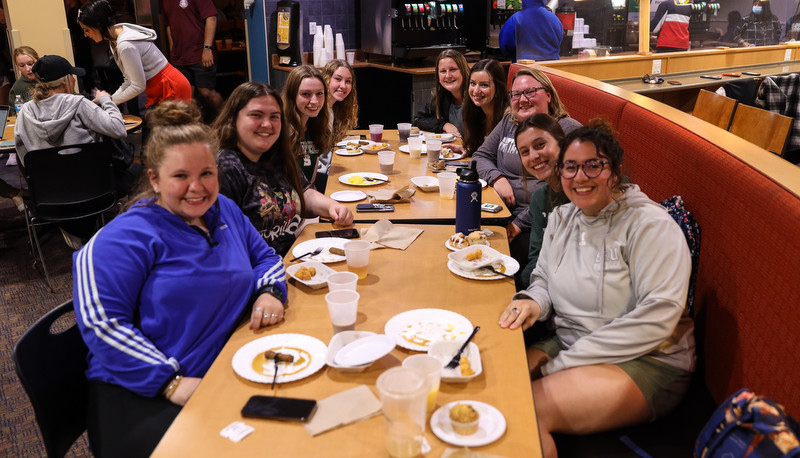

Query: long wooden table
left=0, top=114, right=143, bottom=151
left=152, top=223, right=541, bottom=457
left=327, top=130, right=512, bottom=224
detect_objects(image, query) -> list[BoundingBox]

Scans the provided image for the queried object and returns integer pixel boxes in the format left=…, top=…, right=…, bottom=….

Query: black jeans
left=87, top=381, right=181, bottom=458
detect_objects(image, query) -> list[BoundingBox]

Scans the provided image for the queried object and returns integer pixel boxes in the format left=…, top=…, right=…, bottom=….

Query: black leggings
left=87, top=381, right=181, bottom=458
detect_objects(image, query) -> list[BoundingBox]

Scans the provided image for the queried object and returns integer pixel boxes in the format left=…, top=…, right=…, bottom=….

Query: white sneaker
left=6, top=153, right=17, bottom=166
left=12, top=195, right=24, bottom=212
left=60, top=229, right=84, bottom=250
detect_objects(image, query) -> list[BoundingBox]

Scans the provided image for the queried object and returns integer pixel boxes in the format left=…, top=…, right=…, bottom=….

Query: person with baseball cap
left=14, top=55, right=133, bottom=249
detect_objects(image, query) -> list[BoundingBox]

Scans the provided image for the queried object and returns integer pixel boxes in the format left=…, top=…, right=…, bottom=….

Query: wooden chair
left=692, top=89, right=738, bottom=130
left=728, top=103, right=793, bottom=156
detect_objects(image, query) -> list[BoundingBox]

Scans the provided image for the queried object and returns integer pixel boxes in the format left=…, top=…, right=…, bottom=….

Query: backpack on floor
left=695, top=388, right=800, bottom=458
left=660, top=195, right=701, bottom=315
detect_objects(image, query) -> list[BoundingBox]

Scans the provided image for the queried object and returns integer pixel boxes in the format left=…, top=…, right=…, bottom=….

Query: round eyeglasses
left=557, top=159, right=610, bottom=179
left=508, top=86, right=545, bottom=101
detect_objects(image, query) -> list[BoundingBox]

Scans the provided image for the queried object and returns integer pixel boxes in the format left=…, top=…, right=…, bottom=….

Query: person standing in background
left=733, top=0, right=781, bottom=47
left=651, top=0, right=692, bottom=52
left=499, top=0, right=563, bottom=62
left=162, top=0, right=224, bottom=118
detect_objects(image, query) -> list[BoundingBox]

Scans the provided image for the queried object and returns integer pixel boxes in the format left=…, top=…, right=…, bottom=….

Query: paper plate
left=423, top=133, right=456, bottom=143
left=445, top=238, right=490, bottom=251
left=330, top=190, right=367, bottom=202
left=447, top=245, right=504, bottom=271
left=291, top=237, right=348, bottom=263
left=334, top=334, right=396, bottom=366
left=440, top=148, right=465, bottom=161
left=232, top=333, right=327, bottom=384
left=360, top=142, right=390, bottom=153
left=447, top=255, right=519, bottom=281
left=339, top=172, right=389, bottom=186
left=286, top=261, right=336, bottom=289
left=428, top=340, right=482, bottom=383
left=411, top=176, right=438, bottom=192
left=398, top=144, right=427, bottom=155
left=334, top=148, right=363, bottom=157
left=431, top=401, right=506, bottom=447
left=384, top=309, right=473, bottom=351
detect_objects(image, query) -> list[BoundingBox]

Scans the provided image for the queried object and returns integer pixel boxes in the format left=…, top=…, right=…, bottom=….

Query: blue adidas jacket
left=73, top=194, right=286, bottom=397
left=499, top=0, right=563, bottom=62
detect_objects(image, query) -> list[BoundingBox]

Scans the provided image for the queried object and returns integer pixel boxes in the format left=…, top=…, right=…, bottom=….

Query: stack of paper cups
left=323, top=25, right=334, bottom=65
left=336, top=33, right=345, bottom=60
left=313, top=25, right=324, bottom=66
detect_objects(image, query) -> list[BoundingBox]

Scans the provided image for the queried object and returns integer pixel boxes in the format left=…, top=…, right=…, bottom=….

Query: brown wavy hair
left=462, top=59, right=508, bottom=156
left=282, top=65, right=332, bottom=157
left=323, top=59, right=359, bottom=145
left=432, top=49, right=470, bottom=119
left=212, top=81, right=306, bottom=213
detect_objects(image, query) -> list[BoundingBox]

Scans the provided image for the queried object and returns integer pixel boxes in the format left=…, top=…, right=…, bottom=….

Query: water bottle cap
left=457, top=164, right=479, bottom=182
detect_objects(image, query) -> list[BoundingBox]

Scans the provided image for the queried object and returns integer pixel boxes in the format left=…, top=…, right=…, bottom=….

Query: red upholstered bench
left=508, top=63, right=800, bottom=456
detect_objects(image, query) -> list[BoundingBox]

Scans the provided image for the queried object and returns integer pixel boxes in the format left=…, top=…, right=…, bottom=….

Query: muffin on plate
left=467, top=231, right=488, bottom=246
left=449, top=403, right=480, bottom=435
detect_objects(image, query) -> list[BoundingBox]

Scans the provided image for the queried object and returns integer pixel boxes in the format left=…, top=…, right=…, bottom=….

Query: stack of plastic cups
left=323, top=25, right=334, bottom=64
left=572, top=18, right=585, bottom=49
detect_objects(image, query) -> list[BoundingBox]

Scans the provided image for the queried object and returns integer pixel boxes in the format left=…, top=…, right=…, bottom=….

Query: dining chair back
left=13, top=300, right=90, bottom=458
left=728, top=103, right=793, bottom=156
left=692, top=89, right=738, bottom=130
left=22, top=143, right=118, bottom=290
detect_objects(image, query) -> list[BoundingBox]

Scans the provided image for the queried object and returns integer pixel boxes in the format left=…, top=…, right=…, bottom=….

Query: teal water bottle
left=455, top=163, right=482, bottom=234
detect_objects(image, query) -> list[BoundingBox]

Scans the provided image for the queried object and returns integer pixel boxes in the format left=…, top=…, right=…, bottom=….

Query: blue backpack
left=695, top=389, right=800, bottom=457
left=660, top=196, right=701, bottom=315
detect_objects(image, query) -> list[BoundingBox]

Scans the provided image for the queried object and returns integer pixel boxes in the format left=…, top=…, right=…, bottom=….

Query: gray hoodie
left=514, top=184, right=696, bottom=375
left=15, top=93, right=127, bottom=165
left=112, top=23, right=169, bottom=105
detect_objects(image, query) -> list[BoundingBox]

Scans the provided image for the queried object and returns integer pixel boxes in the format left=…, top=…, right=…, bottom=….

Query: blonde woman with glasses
left=472, top=68, right=580, bottom=271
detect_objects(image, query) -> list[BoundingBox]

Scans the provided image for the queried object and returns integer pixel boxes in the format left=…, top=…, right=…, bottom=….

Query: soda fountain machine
left=361, top=1, right=468, bottom=60
left=688, top=1, right=721, bottom=43
left=555, top=6, right=576, bottom=56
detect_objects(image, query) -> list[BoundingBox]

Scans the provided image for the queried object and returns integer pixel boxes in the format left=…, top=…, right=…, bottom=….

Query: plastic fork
left=289, top=246, right=323, bottom=262
left=445, top=326, right=480, bottom=369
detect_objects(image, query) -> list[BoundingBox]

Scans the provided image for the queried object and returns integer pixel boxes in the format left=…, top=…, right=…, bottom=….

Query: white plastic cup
left=327, top=271, right=358, bottom=291
left=437, top=172, right=457, bottom=199
left=344, top=240, right=371, bottom=280
left=397, top=123, right=412, bottom=142
left=325, top=290, right=359, bottom=333
left=378, top=150, right=395, bottom=175
left=369, top=124, right=384, bottom=142
left=407, top=136, right=423, bottom=159
left=402, top=354, right=443, bottom=413
left=376, top=367, right=427, bottom=458
left=346, top=51, right=355, bottom=65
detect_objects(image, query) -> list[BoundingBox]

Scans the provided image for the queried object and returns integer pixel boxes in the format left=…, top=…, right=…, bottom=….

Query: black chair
left=13, top=300, right=91, bottom=457
left=22, top=143, right=118, bottom=291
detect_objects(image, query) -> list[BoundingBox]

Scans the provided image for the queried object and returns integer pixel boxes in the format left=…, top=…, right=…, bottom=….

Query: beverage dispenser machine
left=269, top=0, right=302, bottom=66
left=361, top=0, right=468, bottom=59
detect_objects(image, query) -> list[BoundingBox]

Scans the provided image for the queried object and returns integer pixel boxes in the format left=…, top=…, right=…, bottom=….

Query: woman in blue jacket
left=73, top=100, right=287, bottom=457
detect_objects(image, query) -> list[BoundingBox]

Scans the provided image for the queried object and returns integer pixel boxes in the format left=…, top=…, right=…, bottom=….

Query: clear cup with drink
left=397, top=123, right=412, bottom=142
left=402, top=354, right=443, bottom=413
left=376, top=367, right=427, bottom=458
left=437, top=171, right=457, bottom=199
left=378, top=150, right=395, bottom=175
left=407, top=136, right=423, bottom=159
left=344, top=240, right=371, bottom=280
left=369, top=124, right=384, bottom=143
left=426, top=139, right=442, bottom=169
left=325, top=290, right=359, bottom=333
left=327, top=271, right=359, bottom=291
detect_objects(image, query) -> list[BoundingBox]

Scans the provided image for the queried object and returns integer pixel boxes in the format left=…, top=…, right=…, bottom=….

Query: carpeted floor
left=0, top=204, right=92, bottom=457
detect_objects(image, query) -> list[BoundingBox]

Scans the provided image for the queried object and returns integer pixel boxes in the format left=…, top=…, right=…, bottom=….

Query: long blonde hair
left=510, top=68, right=570, bottom=124
left=323, top=59, right=359, bottom=145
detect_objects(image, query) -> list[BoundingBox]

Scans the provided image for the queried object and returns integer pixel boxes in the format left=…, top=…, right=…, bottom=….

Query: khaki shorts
left=532, top=334, right=691, bottom=420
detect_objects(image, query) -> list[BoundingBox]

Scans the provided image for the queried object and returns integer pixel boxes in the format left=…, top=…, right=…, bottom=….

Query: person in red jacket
left=651, top=0, right=692, bottom=52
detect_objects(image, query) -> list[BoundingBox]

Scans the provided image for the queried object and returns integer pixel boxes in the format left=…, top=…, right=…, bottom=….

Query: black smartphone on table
left=241, top=395, right=317, bottom=422
left=356, top=203, right=395, bottom=212
left=315, top=228, right=360, bottom=239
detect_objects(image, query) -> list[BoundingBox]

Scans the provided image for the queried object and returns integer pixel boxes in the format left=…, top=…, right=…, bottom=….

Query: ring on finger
left=255, top=307, right=263, bottom=312
left=512, top=307, right=519, bottom=314
left=262, top=312, right=269, bottom=318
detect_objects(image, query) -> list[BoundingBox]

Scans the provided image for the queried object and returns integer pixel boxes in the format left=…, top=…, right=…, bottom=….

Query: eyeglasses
left=557, top=159, right=610, bottom=179
left=508, top=87, right=545, bottom=101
